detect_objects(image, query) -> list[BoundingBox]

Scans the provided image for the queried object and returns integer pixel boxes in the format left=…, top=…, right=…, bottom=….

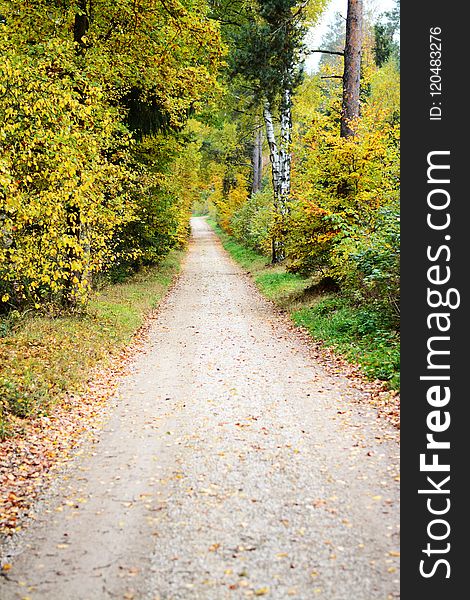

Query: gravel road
left=0, top=217, right=400, bottom=600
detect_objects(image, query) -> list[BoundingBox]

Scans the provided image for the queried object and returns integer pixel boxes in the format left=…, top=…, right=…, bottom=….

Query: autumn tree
left=228, top=0, right=326, bottom=262
left=0, top=0, right=223, bottom=311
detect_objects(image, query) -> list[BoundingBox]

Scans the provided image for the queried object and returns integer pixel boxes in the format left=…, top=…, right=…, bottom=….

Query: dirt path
left=0, top=218, right=399, bottom=600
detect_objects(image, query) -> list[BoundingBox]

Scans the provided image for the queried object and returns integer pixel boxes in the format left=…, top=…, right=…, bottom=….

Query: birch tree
left=231, top=0, right=326, bottom=262
left=263, top=89, right=292, bottom=261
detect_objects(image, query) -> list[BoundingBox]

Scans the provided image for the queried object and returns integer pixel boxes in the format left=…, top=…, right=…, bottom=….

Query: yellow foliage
left=207, top=168, right=249, bottom=233
left=0, top=0, right=224, bottom=310
left=0, top=40, right=137, bottom=307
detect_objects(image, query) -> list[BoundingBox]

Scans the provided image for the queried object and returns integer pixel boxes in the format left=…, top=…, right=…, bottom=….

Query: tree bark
left=341, top=0, right=363, bottom=138
left=74, top=0, right=89, bottom=51
left=63, top=0, right=90, bottom=307
left=263, top=102, right=280, bottom=194
left=252, top=124, right=263, bottom=194
left=278, top=87, right=291, bottom=210
left=263, top=88, right=292, bottom=263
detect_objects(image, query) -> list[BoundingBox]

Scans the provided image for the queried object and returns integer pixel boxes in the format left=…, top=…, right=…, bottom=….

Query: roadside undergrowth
left=0, top=250, right=184, bottom=439
left=208, top=218, right=400, bottom=395
left=0, top=250, right=184, bottom=534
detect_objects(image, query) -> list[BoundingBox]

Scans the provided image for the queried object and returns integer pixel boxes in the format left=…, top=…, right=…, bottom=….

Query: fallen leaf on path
left=255, top=588, right=269, bottom=596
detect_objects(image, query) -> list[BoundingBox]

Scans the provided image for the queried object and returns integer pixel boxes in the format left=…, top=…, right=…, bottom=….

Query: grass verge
left=0, top=250, right=184, bottom=438
left=209, top=218, right=399, bottom=390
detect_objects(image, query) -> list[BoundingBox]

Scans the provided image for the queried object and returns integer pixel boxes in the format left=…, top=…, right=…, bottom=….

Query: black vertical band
left=401, top=2, right=468, bottom=597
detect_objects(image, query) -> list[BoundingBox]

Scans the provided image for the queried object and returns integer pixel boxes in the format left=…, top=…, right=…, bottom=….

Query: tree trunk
left=263, top=88, right=292, bottom=263
left=74, top=0, right=89, bottom=51
left=263, top=101, right=280, bottom=193
left=63, top=0, right=90, bottom=307
left=252, top=124, right=263, bottom=194
left=341, top=0, right=363, bottom=138
left=278, top=87, right=291, bottom=210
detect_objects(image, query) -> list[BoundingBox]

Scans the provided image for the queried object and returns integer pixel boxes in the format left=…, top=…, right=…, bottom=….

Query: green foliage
left=373, top=1, right=400, bottom=68
left=285, top=71, right=400, bottom=320
left=230, top=0, right=326, bottom=102
left=230, top=189, right=274, bottom=254
left=111, top=133, right=201, bottom=276
left=293, top=298, right=400, bottom=389
left=331, top=206, right=400, bottom=322
left=0, top=38, right=137, bottom=308
left=285, top=199, right=336, bottom=275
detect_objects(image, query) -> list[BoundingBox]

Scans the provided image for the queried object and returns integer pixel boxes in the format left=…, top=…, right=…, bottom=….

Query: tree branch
left=308, top=49, right=344, bottom=56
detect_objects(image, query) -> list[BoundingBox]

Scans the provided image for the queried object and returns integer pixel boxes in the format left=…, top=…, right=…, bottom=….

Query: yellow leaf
left=255, top=588, right=269, bottom=596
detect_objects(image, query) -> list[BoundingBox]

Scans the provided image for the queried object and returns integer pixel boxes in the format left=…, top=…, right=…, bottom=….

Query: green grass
left=0, top=250, right=184, bottom=437
left=292, top=299, right=400, bottom=390
left=255, top=271, right=309, bottom=302
left=209, top=218, right=400, bottom=390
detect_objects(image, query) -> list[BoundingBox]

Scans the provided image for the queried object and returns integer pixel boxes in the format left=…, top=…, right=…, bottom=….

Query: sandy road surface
left=0, top=218, right=399, bottom=599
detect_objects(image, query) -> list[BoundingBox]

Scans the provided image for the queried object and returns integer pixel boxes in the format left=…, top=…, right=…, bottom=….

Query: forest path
left=0, top=217, right=399, bottom=600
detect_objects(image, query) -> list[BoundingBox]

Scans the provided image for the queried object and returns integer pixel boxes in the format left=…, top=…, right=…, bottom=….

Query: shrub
left=230, top=189, right=274, bottom=254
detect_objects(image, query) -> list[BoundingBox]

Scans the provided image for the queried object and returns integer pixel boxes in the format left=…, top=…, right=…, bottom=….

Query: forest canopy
left=0, top=0, right=223, bottom=308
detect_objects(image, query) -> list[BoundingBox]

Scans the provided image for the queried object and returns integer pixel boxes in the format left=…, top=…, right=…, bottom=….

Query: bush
left=286, top=101, right=399, bottom=321
left=331, top=206, right=400, bottom=323
left=0, top=39, right=138, bottom=310
left=285, top=199, right=336, bottom=275
left=230, top=189, right=274, bottom=255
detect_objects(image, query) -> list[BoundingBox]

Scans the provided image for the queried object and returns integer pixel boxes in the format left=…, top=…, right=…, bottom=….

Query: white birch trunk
left=263, top=89, right=292, bottom=262
left=278, top=87, right=291, bottom=213
left=263, top=101, right=280, bottom=199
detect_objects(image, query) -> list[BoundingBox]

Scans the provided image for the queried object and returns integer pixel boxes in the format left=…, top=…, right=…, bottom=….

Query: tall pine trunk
left=341, top=0, right=363, bottom=138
